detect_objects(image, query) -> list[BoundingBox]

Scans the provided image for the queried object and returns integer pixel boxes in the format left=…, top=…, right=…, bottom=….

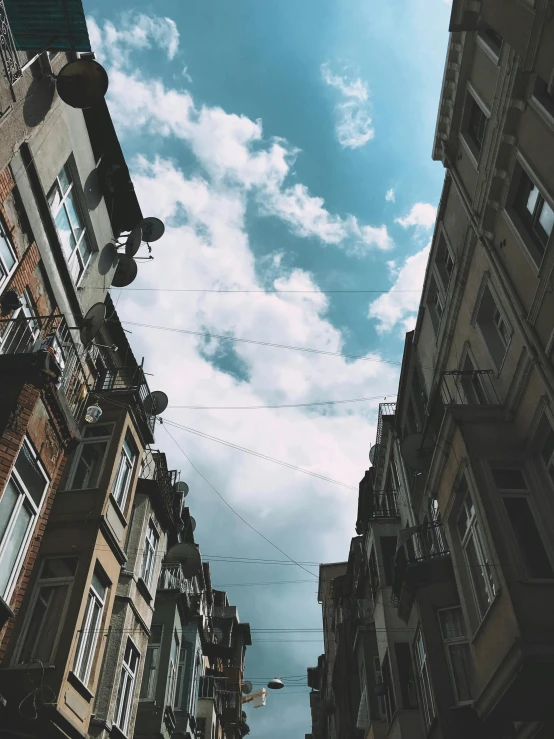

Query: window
left=475, top=284, right=511, bottom=371
left=48, top=162, right=92, bottom=284
left=381, top=651, right=396, bottom=724
left=369, top=549, right=379, bottom=602
left=457, top=479, right=497, bottom=619
left=491, top=467, right=554, bottom=579
left=140, top=625, right=162, bottom=700
left=0, top=438, right=49, bottom=601
left=381, top=537, right=397, bottom=586
left=478, top=26, right=503, bottom=61
left=114, top=639, right=140, bottom=735
left=112, top=431, right=138, bottom=511
left=0, top=217, right=16, bottom=289
left=73, top=566, right=109, bottom=685
left=140, top=519, right=159, bottom=589
left=175, top=643, right=187, bottom=710
left=513, top=166, right=554, bottom=260
left=0, top=291, right=39, bottom=356
left=467, top=96, right=488, bottom=154
left=373, top=656, right=386, bottom=718
left=532, top=75, right=554, bottom=121
left=16, top=558, right=77, bottom=665
left=428, top=276, right=445, bottom=333
left=414, top=630, right=436, bottom=727
left=67, top=424, right=113, bottom=490
left=435, top=233, right=455, bottom=294
left=167, top=630, right=180, bottom=707
left=538, top=415, right=554, bottom=486
left=438, top=607, right=475, bottom=704
left=395, top=642, right=418, bottom=709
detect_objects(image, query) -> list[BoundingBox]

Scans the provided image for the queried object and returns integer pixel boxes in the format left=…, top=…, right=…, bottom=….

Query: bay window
left=0, top=438, right=49, bottom=601
left=73, top=566, right=109, bottom=685
left=438, top=607, right=475, bottom=704
left=16, top=557, right=77, bottom=665
left=114, top=639, right=140, bottom=734
left=140, top=625, right=162, bottom=701
left=67, top=424, right=113, bottom=490
left=112, top=431, right=137, bottom=511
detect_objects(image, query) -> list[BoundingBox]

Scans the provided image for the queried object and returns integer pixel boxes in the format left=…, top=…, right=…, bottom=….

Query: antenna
left=111, top=255, right=138, bottom=287
left=144, top=390, right=169, bottom=416
left=165, top=542, right=202, bottom=579
left=368, top=444, right=379, bottom=465
left=242, top=681, right=253, bottom=695
left=138, top=217, right=165, bottom=243
left=80, top=303, right=106, bottom=345
left=56, top=59, right=109, bottom=109
left=400, top=432, right=431, bottom=471
left=125, top=226, right=143, bottom=258
left=175, top=481, right=189, bottom=498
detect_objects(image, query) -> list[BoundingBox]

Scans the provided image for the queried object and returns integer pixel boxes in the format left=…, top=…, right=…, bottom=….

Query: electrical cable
left=166, top=394, right=397, bottom=410
left=96, top=287, right=421, bottom=294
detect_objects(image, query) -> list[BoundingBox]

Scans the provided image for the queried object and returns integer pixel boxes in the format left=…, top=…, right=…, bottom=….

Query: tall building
left=308, top=1, right=554, bottom=737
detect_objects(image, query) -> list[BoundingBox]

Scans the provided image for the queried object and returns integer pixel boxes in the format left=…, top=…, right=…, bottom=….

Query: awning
left=4, top=0, right=91, bottom=52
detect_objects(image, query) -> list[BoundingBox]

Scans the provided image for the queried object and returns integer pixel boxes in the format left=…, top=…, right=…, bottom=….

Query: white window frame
left=47, top=162, right=93, bottom=285
left=14, top=557, right=77, bottom=665
left=73, top=567, right=108, bottom=685
left=111, top=431, right=137, bottom=512
left=414, top=629, right=436, bottom=728
left=473, top=277, right=512, bottom=373
left=114, top=637, right=140, bottom=735
left=476, top=26, right=503, bottom=65
left=438, top=607, right=475, bottom=705
left=140, top=518, right=159, bottom=589
left=0, top=437, right=49, bottom=602
left=66, top=424, right=114, bottom=491
left=175, top=642, right=188, bottom=711
left=167, top=629, right=180, bottom=708
left=140, top=624, right=163, bottom=701
left=0, top=215, right=17, bottom=291
left=460, top=86, right=490, bottom=167
left=456, top=479, right=497, bottom=622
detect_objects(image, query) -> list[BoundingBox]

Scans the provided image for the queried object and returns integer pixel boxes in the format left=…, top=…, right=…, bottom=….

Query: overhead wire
left=166, top=394, right=397, bottom=410
left=98, top=287, right=421, bottom=294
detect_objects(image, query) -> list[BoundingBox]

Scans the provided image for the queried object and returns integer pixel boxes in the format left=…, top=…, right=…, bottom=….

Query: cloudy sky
left=85, top=1, right=451, bottom=734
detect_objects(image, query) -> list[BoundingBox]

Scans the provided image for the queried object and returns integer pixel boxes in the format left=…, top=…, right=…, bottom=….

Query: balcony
left=391, top=520, right=452, bottom=621
left=0, top=1, right=22, bottom=85
left=0, top=312, right=97, bottom=425
left=158, top=563, right=190, bottom=593
left=95, top=366, right=155, bottom=435
left=370, top=490, right=399, bottom=520
left=139, top=448, right=178, bottom=527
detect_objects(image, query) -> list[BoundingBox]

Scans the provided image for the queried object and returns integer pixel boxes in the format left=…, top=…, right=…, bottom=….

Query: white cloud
left=321, top=62, right=374, bottom=149
left=385, top=188, right=395, bottom=202
left=395, top=202, right=437, bottom=229
left=182, top=65, right=193, bottom=83
left=368, top=243, right=429, bottom=333
left=87, top=13, right=180, bottom=67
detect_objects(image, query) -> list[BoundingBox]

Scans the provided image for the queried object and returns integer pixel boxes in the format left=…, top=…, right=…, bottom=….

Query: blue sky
left=84, top=1, right=451, bottom=735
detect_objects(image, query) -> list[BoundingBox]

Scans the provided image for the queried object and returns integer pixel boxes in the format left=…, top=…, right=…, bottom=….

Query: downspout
left=444, top=152, right=554, bottom=408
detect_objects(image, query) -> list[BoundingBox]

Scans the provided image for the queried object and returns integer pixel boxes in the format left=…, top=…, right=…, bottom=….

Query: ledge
left=67, top=671, right=94, bottom=702
left=136, top=576, right=154, bottom=605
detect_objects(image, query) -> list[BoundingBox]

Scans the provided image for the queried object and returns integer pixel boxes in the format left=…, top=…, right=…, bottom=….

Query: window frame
left=476, top=26, right=503, bottom=64
left=0, top=437, right=50, bottom=602
left=47, top=161, right=94, bottom=286
left=140, top=624, right=163, bottom=701
left=167, top=629, right=180, bottom=708
left=14, top=556, right=77, bottom=666
left=114, top=637, right=140, bottom=735
left=0, top=215, right=17, bottom=291
left=438, top=606, right=475, bottom=705
left=73, top=566, right=109, bottom=686
left=473, top=278, right=512, bottom=373
left=460, top=86, right=490, bottom=166
left=413, top=629, right=436, bottom=728
left=65, top=424, right=114, bottom=491
left=373, top=655, right=387, bottom=718
left=140, top=518, right=159, bottom=590
left=111, top=431, right=138, bottom=513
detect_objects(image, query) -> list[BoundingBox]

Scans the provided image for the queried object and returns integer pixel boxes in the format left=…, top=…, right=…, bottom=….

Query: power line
left=103, top=287, right=420, bottom=294
left=167, top=394, right=397, bottom=410
left=161, top=418, right=357, bottom=490
left=212, top=580, right=317, bottom=587
left=162, top=424, right=319, bottom=579
left=114, top=319, right=404, bottom=366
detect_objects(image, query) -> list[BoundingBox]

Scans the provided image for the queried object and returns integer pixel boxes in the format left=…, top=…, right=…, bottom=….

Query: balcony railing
left=158, top=563, right=189, bottom=593
left=441, top=369, right=500, bottom=406
left=370, top=490, right=399, bottom=519
left=95, top=366, right=155, bottom=432
left=140, top=448, right=178, bottom=523
left=0, top=313, right=97, bottom=422
left=0, top=0, right=22, bottom=85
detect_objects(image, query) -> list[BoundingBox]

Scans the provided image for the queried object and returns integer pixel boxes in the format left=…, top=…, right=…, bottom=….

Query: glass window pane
left=59, top=166, right=72, bottom=195
left=464, top=535, right=491, bottom=616
left=78, top=233, right=92, bottom=263
left=0, top=500, right=32, bottom=597
left=439, top=608, right=467, bottom=640
left=491, top=468, right=526, bottom=490
left=19, top=583, right=69, bottom=663
left=540, top=428, right=554, bottom=467
left=503, top=497, right=554, bottom=578
left=71, top=441, right=107, bottom=489
left=76, top=597, right=101, bottom=682
left=0, top=233, right=16, bottom=272
left=83, top=425, right=113, bottom=439
left=47, top=183, right=62, bottom=211
left=0, top=479, right=19, bottom=543
left=41, top=557, right=77, bottom=578
left=55, top=207, right=76, bottom=260
left=15, top=443, right=47, bottom=505
left=538, top=200, right=554, bottom=238
left=449, top=643, right=474, bottom=702
left=526, top=183, right=540, bottom=216
left=91, top=570, right=108, bottom=600
left=64, top=189, right=86, bottom=242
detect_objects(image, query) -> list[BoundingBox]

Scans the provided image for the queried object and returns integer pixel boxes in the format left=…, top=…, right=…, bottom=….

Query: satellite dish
left=125, top=226, right=143, bottom=258
left=175, top=481, right=189, bottom=497
left=112, top=255, right=138, bottom=288
left=144, top=390, right=169, bottom=416
left=56, top=59, right=109, bottom=109
left=80, top=303, right=106, bottom=345
left=401, top=433, right=431, bottom=471
left=267, top=678, right=284, bottom=690
left=190, top=516, right=196, bottom=532
left=165, top=542, right=202, bottom=579
left=369, top=444, right=379, bottom=465
left=242, top=681, right=253, bottom=695
left=139, top=217, right=165, bottom=243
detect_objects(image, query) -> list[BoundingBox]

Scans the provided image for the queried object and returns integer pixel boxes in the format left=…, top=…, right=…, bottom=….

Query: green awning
left=4, top=0, right=91, bottom=52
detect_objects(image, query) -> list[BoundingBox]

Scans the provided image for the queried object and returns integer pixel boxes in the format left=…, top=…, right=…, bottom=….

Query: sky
left=84, top=1, right=452, bottom=735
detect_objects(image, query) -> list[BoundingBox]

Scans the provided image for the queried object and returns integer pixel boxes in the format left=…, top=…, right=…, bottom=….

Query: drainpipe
left=444, top=152, right=554, bottom=408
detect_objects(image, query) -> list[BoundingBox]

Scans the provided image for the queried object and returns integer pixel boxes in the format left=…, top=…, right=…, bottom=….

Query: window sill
left=503, top=209, right=544, bottom=276
left=476, top=34, right=501, bottom=66
left=136, top=576, right=153, bottom=604
left=470, top=589, right=502, bottom=645
left=109, top=495, right=129, bottom=527
left=529, top=93, right=554, bottom=134
left=458, top=132, right=481, bottom=170
left=110, top=724, right=128, bottom=739
left=67, top=670, right=94, bottom=701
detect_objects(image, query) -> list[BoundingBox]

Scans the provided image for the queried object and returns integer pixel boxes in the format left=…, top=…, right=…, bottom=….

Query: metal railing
left=372, top=403, right=397, bottom=472
left=0, top=313, right=97, bottom=422
left=0, top=1, right=22, bottom=85
left=158, top=563, right=189, bottom=593
left=140, top=448, right=178, bottom=522
left=95, top=366, right=155, bottom=432
left=370, top=490, right=399, bottom=519
left=441, top=369, right=500, bottom=406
